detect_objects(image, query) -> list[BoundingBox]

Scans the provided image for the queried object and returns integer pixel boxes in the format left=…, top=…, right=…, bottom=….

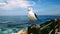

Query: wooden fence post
left=28, top=24, right=41, bottom=34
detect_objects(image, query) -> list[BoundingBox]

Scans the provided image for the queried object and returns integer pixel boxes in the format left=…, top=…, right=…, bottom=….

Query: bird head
left=28, top=8, right=32, bottom=12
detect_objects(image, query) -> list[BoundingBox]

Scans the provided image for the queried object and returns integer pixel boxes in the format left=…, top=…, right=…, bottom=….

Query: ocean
left=0, top=15, right=60, bottom=34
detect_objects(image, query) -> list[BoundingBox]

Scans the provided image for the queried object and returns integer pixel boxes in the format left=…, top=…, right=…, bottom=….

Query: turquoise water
left=0, top=15, right=60, bottom=34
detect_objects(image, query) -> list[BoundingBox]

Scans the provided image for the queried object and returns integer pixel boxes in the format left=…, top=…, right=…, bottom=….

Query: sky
left=0, top=0, right=60, bottom=16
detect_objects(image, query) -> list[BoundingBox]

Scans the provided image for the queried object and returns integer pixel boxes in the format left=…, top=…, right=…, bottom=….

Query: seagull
left=28, top=8, right=38, bottom=21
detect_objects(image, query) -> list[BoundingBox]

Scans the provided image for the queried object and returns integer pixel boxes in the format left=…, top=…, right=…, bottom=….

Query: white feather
left=28, top=8, right=37, bottom=21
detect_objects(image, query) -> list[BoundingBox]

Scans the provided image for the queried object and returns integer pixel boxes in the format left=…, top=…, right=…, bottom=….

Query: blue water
left=0, top=15, right=60, bottom=34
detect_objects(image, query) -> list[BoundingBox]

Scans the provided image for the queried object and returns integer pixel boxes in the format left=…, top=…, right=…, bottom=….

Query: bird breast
left=28, top=12, right=37, bottom=21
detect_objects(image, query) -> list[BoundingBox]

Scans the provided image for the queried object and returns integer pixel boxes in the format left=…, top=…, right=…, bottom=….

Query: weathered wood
left=28, top=24, right=41, bottom=34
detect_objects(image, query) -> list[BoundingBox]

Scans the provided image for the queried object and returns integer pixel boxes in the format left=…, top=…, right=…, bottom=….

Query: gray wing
left=34, top=13, right=38, bottom=19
